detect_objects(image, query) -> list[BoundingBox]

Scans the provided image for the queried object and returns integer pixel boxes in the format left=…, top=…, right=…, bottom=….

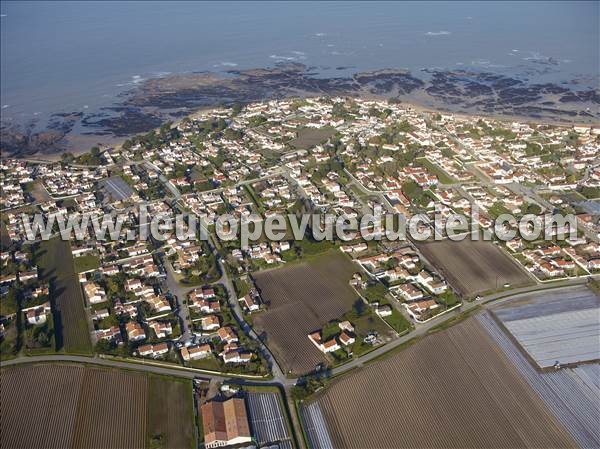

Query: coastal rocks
left=0, top=125, right=66, bottom=156
left=1, top=63, right=598, bottom=157
left=0, top=111, right=81, bottom=156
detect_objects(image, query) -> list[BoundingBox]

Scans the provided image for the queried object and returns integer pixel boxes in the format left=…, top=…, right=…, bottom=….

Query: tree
left=402, top=181, right=423, bottom=200
left=352, top=298, right=366, bottom=316
left=36, top=329, right=49, bottom=347
left=362, top=284, right=388, bottom=303
left=525, top=203, right=542, bottom=215
left=291, top=375, right=326, bottom=400
left=384, top=257, right=399, bottom=270
left=95, top=339, right=114, bottom=353
left=231, top=102, right=242, bottom=115
left=61, top=152, right=74, bottom=164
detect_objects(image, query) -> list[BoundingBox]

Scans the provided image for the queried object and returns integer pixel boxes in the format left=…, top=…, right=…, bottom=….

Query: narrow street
left=197, top=217, right=287, bottom=383
left=162, top=257, right=194, bottom=342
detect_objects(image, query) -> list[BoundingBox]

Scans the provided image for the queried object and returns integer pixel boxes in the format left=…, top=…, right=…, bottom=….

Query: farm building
left=201, top=398, right=252, bottom=448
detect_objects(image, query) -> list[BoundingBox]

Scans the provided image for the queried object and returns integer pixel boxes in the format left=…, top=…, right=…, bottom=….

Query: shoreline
left=6, top=94, right=597, bottom=164
left=2, top=64, right=598, bottom=159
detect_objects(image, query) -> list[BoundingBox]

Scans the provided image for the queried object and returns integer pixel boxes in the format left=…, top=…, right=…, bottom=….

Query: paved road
left=162, top=257, right=194, bottom=342
left=3, top=277, right=596, bottom=388
left=0, top=354, right=267, bottom=382
left=213, top=250, right=287, bottom=382
left=330, top=276, right=595, bottom=377
left=195, top=215, right=288, bottom=383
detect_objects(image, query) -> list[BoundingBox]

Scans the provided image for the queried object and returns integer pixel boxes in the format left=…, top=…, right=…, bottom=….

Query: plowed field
left=0, top=363, right=194, bottom=449
left=418, top=239, right=532, bottom=297
left=253, top=251, right=358, bottom=375
left=308, top=318, right=576, bottom=449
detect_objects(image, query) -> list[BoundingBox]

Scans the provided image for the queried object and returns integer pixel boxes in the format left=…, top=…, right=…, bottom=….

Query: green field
left=37, top=238, right=92, bottom=354
left=189, top=355, right=222, bottom=371
left=289, top=126, right=336, bottom=150
left=72, top=254, right=100, bottom=273
left=382, top=308, right=411, bottom=334
left=147, top=375, right=195, bottom=449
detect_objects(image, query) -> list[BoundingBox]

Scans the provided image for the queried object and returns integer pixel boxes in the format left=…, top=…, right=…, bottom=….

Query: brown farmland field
left=38, top=238, right=92, bottom=353
left=0, top=364, right=85, bottom=449
left=289, top=126, right=336, bottom=150
left=0, top=364, right=194, bottom=449
left=417, top=239, right=532, bottom=297
left=146, top=375, right=195, bottom=449
left=71, top=367, right=148, bottom=449
left=253, top=250, right=359, bottom=375
left=308, top=317, right=576, bottom=449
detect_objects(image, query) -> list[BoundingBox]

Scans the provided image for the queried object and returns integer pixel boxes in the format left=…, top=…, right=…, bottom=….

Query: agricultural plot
left=253, top=251, right=359, bottom=375
left=306, top=317, right=576, bottom=449
left=478, top=313, right=600, bottom=448
left=38, top=238, right=92, bottom=353
left=71, top=368, right=148, bottom=449
left=301, top=402, right=334, bottom=449
left=289, top=126, right=336, bottom=150
left=0, top=364, right=85, bottom=449
left=99, top=175, right=134, bottom=201
left=246, top=392, right=292, bottom=446
left=0, top=363, right=195, bottom=449
left=146, top=375, right=195, bottom=449
left=491, top=286, right=600, bottom=368
left=417, top=239, right=532, bottom=297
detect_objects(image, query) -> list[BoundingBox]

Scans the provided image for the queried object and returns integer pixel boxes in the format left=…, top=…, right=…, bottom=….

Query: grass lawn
left=72, top=254, right=100, bottom=273
left=0, top=220, right=11, bottom=250
left=382, top=308, right=411, bottom=334
left=0, top=290, right=18, bottom=316
left=487, top=202, right=512, bottom=219
left=353, top=312, right=393, bottom=338
left=23, top=313, right=56, bottom=356
left=0, top=320, right=19, bottom=360
left=189, top=355, right=222, bottom=371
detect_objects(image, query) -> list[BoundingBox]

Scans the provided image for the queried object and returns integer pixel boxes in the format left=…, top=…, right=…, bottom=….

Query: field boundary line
left=98, top=355, right=273, bottom=380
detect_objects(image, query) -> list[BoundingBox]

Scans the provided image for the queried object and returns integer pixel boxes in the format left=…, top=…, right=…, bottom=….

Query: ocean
left=1, top=1, right=598, bottom=140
